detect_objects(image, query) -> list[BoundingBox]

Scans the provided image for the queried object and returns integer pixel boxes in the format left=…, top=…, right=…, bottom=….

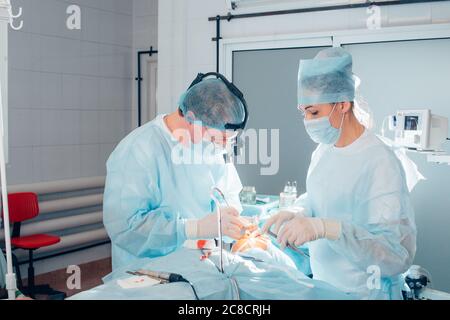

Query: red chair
left=5, top=192, right=61, bottom=298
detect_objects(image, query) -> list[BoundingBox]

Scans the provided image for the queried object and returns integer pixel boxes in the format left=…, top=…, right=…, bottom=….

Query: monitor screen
left=405, top=116, right=419, bottom=131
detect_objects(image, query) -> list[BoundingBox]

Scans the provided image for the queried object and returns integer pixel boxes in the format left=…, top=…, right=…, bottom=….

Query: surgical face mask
left=303, top=104, right=344, bottom=145
left=210, top=141, right=227, bottom=155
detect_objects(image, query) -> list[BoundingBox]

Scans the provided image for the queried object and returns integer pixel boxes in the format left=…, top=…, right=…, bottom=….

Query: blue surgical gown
left=295, top=129, right=416, bottom=299
left=103, top=115, right=243, bottom=270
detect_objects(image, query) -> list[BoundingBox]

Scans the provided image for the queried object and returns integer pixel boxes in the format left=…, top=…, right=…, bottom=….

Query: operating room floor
left=22, top=258, right=112, bottom=299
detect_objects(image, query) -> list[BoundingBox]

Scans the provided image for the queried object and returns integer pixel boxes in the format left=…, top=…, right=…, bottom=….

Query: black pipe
left=208, top=0, right=450, bottom=21
left=16, top=240, right=111, bottom=265
left=136, top=47, right=158, bottom=127
left=215, top=15, right=221, bottom=73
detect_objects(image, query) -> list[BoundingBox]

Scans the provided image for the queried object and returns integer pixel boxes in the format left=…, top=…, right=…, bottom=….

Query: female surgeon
left=262, top=48, right=416, bottom=300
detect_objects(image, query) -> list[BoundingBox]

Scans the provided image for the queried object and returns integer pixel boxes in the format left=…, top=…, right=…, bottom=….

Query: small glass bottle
left=280, top=181, right=298, bottom=209
left=291, top=181, right=298, bottom=198
left=240, top=186, right=257, bottom=205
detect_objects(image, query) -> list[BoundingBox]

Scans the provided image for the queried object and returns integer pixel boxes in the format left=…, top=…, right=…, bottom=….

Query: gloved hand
left=277, top=216, right=341, bottom=249
left=261, top=208, right=306, bottom=235
left=185, top=206, right=250, bottom=240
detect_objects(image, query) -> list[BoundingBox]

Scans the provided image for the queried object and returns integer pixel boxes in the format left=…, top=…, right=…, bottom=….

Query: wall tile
left=9, top=31, right=33, bottom=71
left=7, top=147, right=34, bottom=185
left=40, top=35, right=62, bottom=73
left=40, top=109, right=62, bottom=145
left=9, top=109, right=41, bottom=147
left=80, top=41, right=100, bottom=76
left=80, top=144, right=100, bottom=177
left=62, top=74, right=81, bottom=108
left=40, top=72, right=62, bottom=108
left=39, top=145, right=81, bottom=181
left=80, top=76, right=99, bottom=109
left=80, top=110, right=100, bottom=144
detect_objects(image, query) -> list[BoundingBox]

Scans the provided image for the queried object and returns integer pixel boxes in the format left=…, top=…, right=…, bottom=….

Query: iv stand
left=0, top=76, right=17, bottom=300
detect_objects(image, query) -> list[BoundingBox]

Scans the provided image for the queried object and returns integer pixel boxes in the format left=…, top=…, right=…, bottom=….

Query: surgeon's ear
left=185, top=111, right=197, bottom=124
left=340, top=102, right=352, bottom=114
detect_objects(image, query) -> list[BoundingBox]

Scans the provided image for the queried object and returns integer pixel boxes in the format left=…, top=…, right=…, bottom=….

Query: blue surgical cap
left=298, top=48, right=356, bottom=107
left=179, top=78, right=246, bottom=130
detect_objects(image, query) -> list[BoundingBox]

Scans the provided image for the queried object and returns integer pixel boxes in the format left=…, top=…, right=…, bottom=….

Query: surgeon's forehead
left=301, top=104, right=328, bottom=111
left=299, top=105, right=314, bottom=111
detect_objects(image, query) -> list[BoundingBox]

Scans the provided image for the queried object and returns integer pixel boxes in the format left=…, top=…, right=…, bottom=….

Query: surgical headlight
left=187, top=72, right=249, bottom=131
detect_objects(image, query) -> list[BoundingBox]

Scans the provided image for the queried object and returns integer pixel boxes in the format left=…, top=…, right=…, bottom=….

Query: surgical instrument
left=266, top=230, right=310, bottom=258
left=126, top=271, right=167, bottom=284
left=130, top=270, right=200, bottom=300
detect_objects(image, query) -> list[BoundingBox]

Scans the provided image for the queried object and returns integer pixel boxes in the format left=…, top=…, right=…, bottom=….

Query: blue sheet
left=70, top=248, right=354, bottom=300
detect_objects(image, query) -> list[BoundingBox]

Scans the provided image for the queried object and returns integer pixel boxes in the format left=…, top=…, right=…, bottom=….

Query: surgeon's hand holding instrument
left=262, top=209, right=299, bottom=234
left=187, top=206, right=246, bottom=240
left=265, top=230, right=310, bottom=258
left=262, top=209, right=338, bottom=258
left=209, top=188, right=253, bottom=269
left=276, top=215, right=341, bottom=249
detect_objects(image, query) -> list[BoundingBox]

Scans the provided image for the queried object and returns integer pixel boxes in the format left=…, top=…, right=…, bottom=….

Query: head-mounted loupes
left=187, top=72, right=249, bottom=131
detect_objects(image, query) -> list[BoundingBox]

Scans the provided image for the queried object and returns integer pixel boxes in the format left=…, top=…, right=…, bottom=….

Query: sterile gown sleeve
left=328, top=155, right=416, bottom=277
left=103, top=140, right=188, bottom=260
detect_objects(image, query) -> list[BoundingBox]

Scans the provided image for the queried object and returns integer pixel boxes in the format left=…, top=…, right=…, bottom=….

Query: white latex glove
left=185, top=206, right=249, bottom=240
left=277, top=216, right=341, bottom=249
left=261, top=208, right=306, bottom=235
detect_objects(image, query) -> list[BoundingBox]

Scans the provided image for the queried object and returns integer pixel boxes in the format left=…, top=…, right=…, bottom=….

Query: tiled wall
left=7, top=0, right=134, bottom=184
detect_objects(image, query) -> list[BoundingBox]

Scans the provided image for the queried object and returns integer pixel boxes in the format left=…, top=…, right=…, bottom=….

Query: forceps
left=266, top=230, right=310, bottom=258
